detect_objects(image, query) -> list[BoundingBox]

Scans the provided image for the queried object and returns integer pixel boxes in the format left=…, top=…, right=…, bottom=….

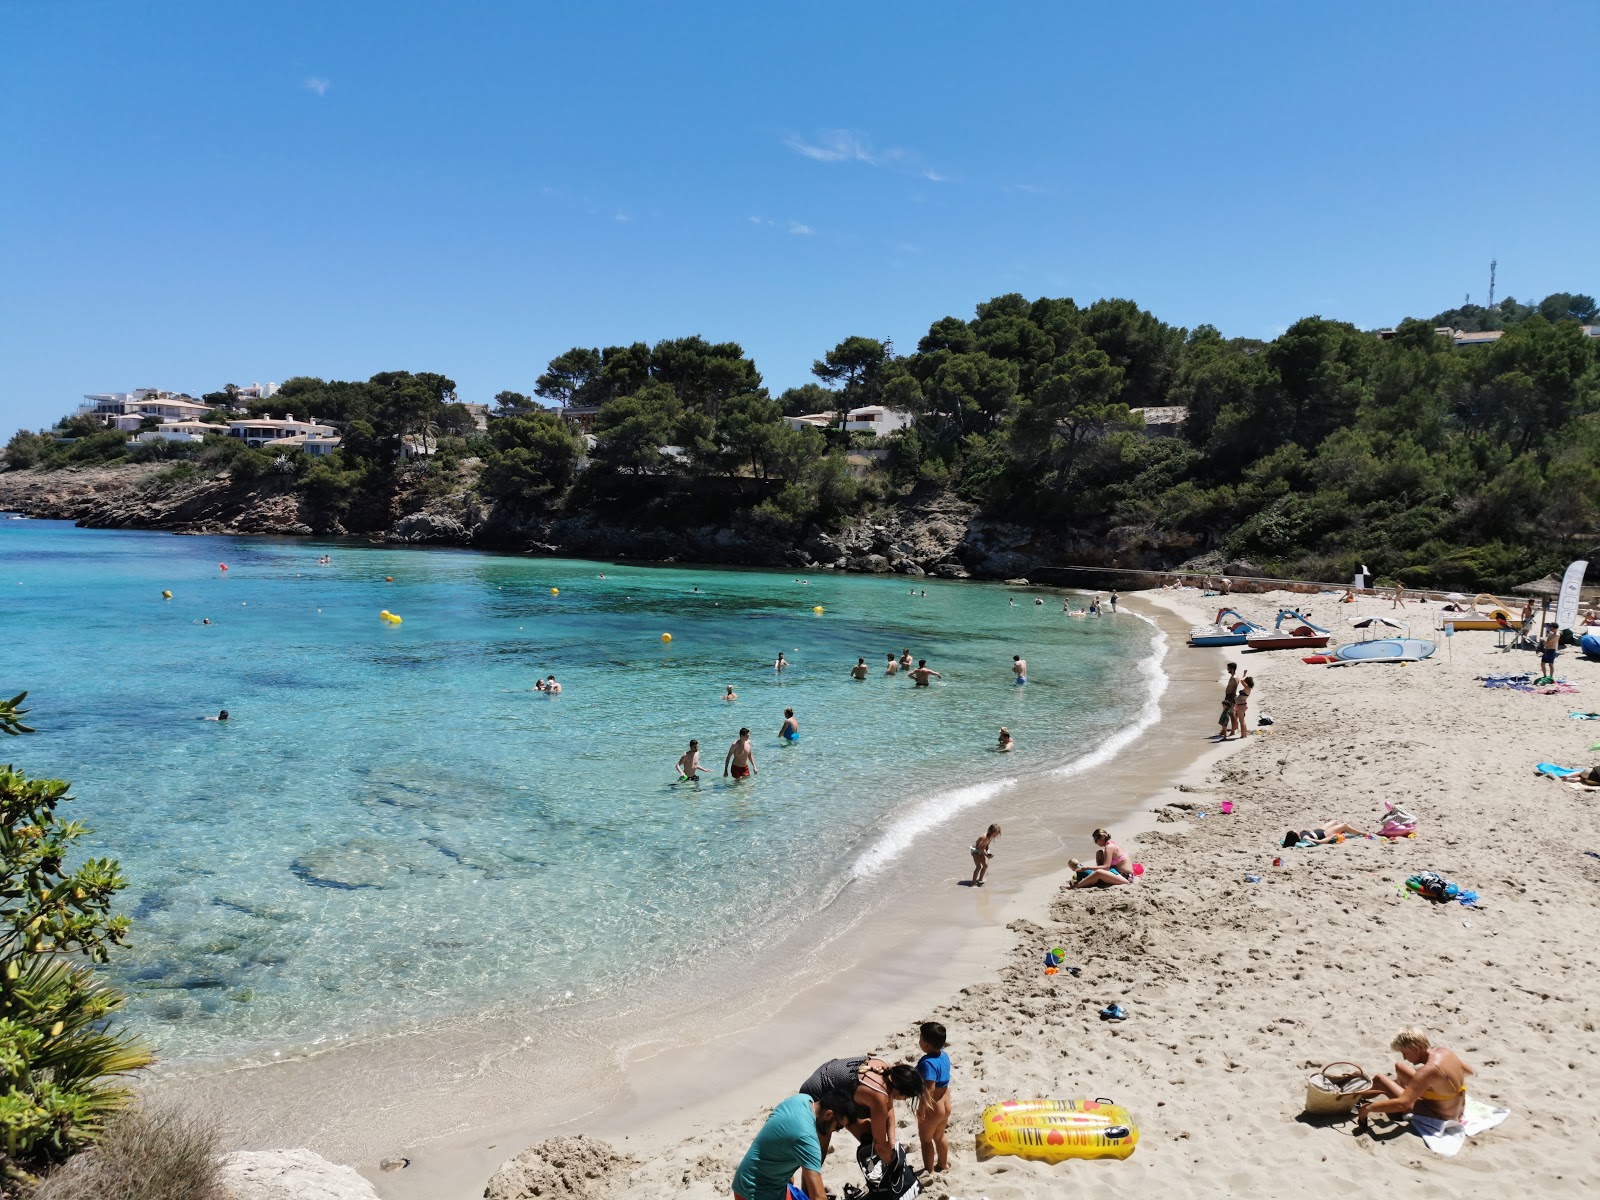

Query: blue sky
left=3, top=1, right=1596, bottom=431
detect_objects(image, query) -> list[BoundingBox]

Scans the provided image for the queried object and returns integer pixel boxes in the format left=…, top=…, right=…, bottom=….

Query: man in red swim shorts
left=725, top=727, right=758, bottom=780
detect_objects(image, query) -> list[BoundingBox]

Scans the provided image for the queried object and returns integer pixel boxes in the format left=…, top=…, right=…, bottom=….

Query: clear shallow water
left=0, top=519, right=1156, bottom=1060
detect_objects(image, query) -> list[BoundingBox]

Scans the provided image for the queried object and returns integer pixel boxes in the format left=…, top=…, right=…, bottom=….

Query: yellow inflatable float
left=976, top=1099, right=1139, bottom=1163
left=379, top=610, right=403, bottom=624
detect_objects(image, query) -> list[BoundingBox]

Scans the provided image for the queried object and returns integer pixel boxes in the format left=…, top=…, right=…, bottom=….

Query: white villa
left=227, top=413, right=340, bottom=450
left=80, top=390, right=216, bottom=427
left=784, top=406, right=913, bottom=437
left=129, top=420, right=228, bottom=445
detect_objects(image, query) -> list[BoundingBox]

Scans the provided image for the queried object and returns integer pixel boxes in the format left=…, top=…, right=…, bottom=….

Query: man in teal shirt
left=733, top=1090, right=861, bottom=1200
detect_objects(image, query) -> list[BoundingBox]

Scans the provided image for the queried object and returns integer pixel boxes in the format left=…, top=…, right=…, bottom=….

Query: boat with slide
left=1328, top=638, right=1437, bottom=665
left=1188, top=607, right=1265, bottom=648
left=1439, top=593, right=1516, bottom=632
left=1246, top=609, right=1332, bottom=651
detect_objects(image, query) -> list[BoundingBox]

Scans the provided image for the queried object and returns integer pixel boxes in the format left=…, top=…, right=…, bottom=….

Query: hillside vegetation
left=7, top=291, right=1598, bottom=590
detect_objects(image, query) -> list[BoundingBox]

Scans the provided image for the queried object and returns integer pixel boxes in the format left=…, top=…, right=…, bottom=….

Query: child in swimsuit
left=970, top=825, right=1000, bottom=886
left=779, top=708, right=799, bottom=742
left=915, top=1022, right=952, bottom=1174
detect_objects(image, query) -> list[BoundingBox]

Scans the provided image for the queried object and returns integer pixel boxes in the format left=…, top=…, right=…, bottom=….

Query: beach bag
left=1304, top=1062, right=1370, bottom=1116
left=842, top=1143, right=919, bottom=1200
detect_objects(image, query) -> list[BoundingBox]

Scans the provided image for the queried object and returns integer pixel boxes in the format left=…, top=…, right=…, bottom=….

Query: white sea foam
left=848, top=610, right=1170, bottom=879
left=1048, top=609, right=1169, bottom=780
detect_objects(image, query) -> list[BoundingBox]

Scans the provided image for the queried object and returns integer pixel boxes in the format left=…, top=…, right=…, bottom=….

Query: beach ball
left=162, top=590, right=172, bottom=599
left=385, top=576, right=394, bottom=582
left=813, top=605, right=824, bottom=614
left=661, top=633, right=672, bottom=643
left=550, top=587, right=559, bottom=596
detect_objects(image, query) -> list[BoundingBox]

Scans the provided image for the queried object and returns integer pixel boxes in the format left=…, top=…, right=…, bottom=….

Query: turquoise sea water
left=0, top=518, right=1159, bottom=1061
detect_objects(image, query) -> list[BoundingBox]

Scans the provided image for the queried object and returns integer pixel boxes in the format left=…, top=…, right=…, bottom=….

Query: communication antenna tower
left=1487, top=259, right=1497, bottom=310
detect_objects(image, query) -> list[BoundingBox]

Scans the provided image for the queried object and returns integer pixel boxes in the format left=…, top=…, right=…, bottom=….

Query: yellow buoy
left=162, top=590, right=172, bottom=599
left=813, top=605, right=824, bottom=614
left=550, top=587, right=559, bottom=596
left=380, top=610, right=402, bottom=624
left=661, top=633, right=672, bottom=643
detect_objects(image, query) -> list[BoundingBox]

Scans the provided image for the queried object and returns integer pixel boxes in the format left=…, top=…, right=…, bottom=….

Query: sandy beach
left=342, top=586, right=1600, bottom=1199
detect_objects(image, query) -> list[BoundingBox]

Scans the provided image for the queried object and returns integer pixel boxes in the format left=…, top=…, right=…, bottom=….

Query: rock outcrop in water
left=0, top=463, right=1149, bottom=581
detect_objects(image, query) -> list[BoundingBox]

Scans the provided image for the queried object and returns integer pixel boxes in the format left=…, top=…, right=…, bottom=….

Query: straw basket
left=1304, top=1062, right=1370, bottom=1116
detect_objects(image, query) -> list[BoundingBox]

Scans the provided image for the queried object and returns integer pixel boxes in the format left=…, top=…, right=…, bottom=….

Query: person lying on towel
left=1357, top=1027, right=1472, bottom=1124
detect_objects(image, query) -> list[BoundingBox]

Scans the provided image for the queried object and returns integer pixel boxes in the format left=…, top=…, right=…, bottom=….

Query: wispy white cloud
left=787, top=221, right=815, bottom=236
left=921, top=168, right=953, bottom=183
left=303, top=77, right=330, bottom=96
left=785, top=130, right=882, bottom=164
left=748, top=215, right=774, bottom=226
left=614, top=213, right=632, bottom=223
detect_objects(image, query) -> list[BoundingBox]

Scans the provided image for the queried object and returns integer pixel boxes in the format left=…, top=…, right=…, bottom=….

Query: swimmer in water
left=774, top=652, right=788, bottom=671
left=910, top=660, right=942, bottom=687
left=202, top=618, right=211, bottom=625
left=544, top=675, right=561, bottom=694
left=851, top=657, right=869, bottom=681
left=997, top=727, right=1014, bottom=752
left=724, top=728, right=757, bottom=779
left=885, top=653, right=899, bottom=676
left=899, top=648, right=913, bottom=670
left=203, top=710, right=229, bottom=722
left=1012, top=655, right=1027, bottom=685
left=779, top=708, right=800, bottom=743
left=534, top=678, right=546, bottom=692
left=724, top=685, right=737, bottom=701
left=675, top=739, right=707, bottom=784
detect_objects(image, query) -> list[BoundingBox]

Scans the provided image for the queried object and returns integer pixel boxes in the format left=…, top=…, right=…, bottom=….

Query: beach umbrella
left=1513, top=575, right=1562, bottom=598
left=1348, top=614, right=1407, bottom=640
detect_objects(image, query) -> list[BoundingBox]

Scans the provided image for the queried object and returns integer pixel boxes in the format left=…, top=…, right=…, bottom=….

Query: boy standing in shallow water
left=916, top=1021, right=952, bottom=1174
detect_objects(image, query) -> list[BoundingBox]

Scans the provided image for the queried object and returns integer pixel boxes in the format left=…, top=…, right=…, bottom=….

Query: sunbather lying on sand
left=1358, top=1027, right=1473, bottom=1124
left=1282, top=822, right=1368, bottom=847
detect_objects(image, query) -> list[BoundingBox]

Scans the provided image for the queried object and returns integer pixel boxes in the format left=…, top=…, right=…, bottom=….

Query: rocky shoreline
left=0, top=464, right=1165, bottom=582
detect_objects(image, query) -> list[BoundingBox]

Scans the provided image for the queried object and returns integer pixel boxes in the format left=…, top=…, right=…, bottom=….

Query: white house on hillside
left=227, top=413, right=339, bottom=449
left=783, top=406, right=913, bottom=437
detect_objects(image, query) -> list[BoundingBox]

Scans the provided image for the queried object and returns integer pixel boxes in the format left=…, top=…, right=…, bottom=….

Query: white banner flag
left=1556, top=559, right=1588, bottom=631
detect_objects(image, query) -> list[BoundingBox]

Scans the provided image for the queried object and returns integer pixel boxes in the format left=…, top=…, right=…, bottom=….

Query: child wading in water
left=916, top=1021, right=952, bottom=1174
left=969, top=824, right=1000, bottom=886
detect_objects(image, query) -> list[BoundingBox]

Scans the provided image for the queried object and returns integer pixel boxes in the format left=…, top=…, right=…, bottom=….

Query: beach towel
left=1570, top=712, right=1600, bottom=720
left=1536, top=763, right=1581, bottom=778
left=1408, top=1096, right=1510, bottom=1156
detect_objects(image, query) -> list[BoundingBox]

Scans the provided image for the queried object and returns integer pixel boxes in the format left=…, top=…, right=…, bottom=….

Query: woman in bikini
left=1281, top=822, right=1368, bottom=847
left=798, top=1056, right=926, bottom=1164
left=1069, top=828, right=1132, bottom=888
left=1358, top=1027, right=1472, bottom=1124
left=1230, top=673, right=1253, bottom=739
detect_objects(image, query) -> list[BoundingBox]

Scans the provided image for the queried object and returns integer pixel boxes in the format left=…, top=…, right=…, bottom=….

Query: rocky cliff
left=0, top=464, right=1147, bottom=580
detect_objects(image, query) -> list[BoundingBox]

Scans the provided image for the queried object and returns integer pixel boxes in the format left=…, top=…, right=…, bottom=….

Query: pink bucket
left=1220, top=801, right=1234, bottom=815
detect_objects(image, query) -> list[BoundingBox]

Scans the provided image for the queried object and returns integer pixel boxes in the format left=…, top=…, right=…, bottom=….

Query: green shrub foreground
left=0, top=694, right=153, bottom=1186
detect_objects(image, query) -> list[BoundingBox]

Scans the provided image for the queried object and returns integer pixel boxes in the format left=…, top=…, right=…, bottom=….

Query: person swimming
left=885, top=653, right=899, bottom=676
left=543, top=675, right=561, bottom=694
left=780, top=708, right=800, bottom=742
left=775, top=652, right=788, bottom=671
left=899, top=648, right=913, bottom=670
left=723, top=685, right=737, bottom=701
left=909, top=659, right=942, bottom=687
left=851, top=657, right=869, bottom=681
left=203, top=710, right=229, bottom=722
left=1012, top=655, right=1027, bottom=685
left=996, top=727, right=1014, bottom=752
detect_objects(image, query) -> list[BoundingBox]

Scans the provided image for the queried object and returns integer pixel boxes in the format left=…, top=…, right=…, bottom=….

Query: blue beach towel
left=1536, top=763, right=1581, bottom=778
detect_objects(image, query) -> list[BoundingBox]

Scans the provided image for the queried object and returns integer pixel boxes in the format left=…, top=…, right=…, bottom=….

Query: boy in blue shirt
left=915, top=1021, right=952, bottom=1174
left=733, top=1090, right=861, bottom=1200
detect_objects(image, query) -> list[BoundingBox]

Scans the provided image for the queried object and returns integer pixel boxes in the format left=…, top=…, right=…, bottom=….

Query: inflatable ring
left=977, top=1099, right=1139, bottom=1163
